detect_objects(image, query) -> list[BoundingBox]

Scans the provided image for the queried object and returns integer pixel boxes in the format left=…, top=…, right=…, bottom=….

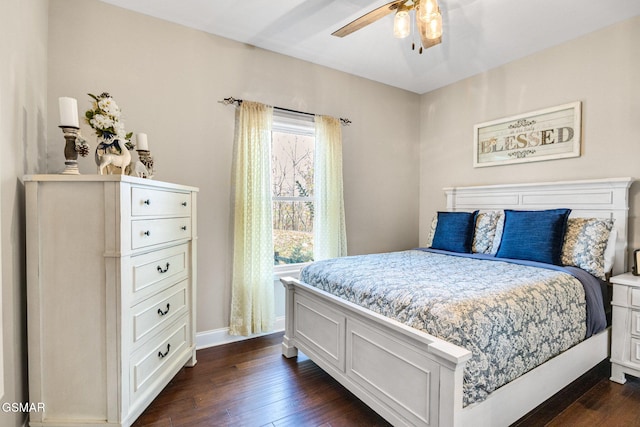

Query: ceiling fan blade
left=332, top=0, right=405, bottom=38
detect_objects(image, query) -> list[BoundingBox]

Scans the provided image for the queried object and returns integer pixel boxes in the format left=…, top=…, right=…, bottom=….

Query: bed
left=280, top=178, right=633, bottom=427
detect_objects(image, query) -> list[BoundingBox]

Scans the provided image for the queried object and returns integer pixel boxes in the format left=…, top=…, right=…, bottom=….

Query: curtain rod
left=219, top=97, right=351, bottom=126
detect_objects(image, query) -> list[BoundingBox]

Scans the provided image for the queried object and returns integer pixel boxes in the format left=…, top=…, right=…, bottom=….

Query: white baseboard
left=195, top=315, right=285, bottom=350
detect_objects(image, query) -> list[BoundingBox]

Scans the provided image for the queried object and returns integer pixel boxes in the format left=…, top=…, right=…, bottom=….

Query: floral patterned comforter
left=300, top=250, right=596, bottom=406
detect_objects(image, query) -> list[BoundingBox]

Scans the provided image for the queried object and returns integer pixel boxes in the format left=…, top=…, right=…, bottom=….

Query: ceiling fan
left=332, top=0, right=443, bottom=54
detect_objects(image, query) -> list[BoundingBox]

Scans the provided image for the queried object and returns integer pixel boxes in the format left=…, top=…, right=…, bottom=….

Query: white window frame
left=272, top=110, right=315, bottom=278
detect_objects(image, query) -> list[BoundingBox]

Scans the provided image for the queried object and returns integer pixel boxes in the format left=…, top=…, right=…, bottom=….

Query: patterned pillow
left=562, top=217, right=614, bottom=280
left=491, top=212, right=506, bottom=255
left=472, top=210, right=504, bottom=254
left=425, top=214, right=438, bottom=247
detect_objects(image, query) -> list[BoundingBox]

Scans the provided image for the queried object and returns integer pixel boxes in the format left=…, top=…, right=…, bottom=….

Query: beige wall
left=47, top=0, right=421, bottom=334
left=0, top=0, right=48, bottom=425
left=419, top=16, right=640, bottom=266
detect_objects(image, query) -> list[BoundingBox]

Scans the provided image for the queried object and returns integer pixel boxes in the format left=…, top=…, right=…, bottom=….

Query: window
left=272, top=111, right=315, bottom=266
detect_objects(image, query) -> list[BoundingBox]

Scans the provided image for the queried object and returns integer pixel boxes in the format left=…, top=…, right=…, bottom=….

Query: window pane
left=272, top=120, right=315, bottom=266
left=273, top=200, right=314, bottom=265
left=272, top=131, right=314, bottom=198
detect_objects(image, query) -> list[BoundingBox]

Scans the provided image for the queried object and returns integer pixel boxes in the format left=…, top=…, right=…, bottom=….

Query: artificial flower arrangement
left=85, top=92, right=134, bottom=174
left=85, top=92, right=133, bottom=151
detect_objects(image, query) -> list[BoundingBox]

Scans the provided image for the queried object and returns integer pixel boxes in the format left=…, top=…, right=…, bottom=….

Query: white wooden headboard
left=443, top=178, right=634, bottom=275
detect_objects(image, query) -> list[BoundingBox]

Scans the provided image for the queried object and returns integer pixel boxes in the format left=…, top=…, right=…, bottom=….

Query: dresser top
left=24, top=174, right=199, bottom=192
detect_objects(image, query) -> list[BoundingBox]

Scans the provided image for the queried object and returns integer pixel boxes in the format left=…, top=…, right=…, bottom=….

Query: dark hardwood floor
left=133, top=332, right=640, bottom=426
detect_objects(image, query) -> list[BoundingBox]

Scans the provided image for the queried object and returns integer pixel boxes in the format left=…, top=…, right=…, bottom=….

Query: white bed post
left=281, top=277, right=299, bottom=358
left=439, top=362, right=466, bottom=427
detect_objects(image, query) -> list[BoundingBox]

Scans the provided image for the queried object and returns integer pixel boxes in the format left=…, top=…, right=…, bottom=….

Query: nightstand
left=610, top=272, right=640, bottom=383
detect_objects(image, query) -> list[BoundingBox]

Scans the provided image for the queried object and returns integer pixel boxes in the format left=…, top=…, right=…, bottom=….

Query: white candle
left=136, top=133, right=149, bottom=151
left=58, top=97, right=79, bottom=128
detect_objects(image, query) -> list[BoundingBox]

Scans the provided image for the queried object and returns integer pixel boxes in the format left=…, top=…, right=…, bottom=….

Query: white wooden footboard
left=281, top=277, right=472, bottom=427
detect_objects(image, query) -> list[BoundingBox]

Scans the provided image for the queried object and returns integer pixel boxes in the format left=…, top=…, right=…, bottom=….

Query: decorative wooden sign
left=473, top=102, right=581, bottom=167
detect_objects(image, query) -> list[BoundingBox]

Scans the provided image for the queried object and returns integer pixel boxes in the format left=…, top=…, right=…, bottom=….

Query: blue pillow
left=431, top=211, right=478, bottom=253
left=496, top=209, right=571, bottom=265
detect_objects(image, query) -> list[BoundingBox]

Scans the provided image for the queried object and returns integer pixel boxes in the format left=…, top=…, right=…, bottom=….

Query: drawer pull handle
left=182, top=202, right=188, bottom=207
left=143, top=199, right=151, bottom=205
left=157, top=303, right=171, bottom=316
left=143, top=230, right=151, bottom=236
left=158, top=343, right=171, bottom=358
left=157, top=263, right=170, bottom=273
left=181, top=226, right=187, bottom=231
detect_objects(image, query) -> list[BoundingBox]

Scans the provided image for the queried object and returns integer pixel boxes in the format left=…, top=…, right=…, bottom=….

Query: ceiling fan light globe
left=417, top=0, right=439, bottom=22
left=425, top=11, right=443, bottom=39
left=393, top=10, right=411, bottom=38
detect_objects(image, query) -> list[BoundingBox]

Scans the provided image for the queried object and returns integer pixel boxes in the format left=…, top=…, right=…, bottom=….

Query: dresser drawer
left=631, top=310, right=640, bottom=338
left=632, top=289, right=640, bottom=308
left=131, top=218, right=191, bottom=249
left=130, top=315, right=190, bottom=405
left=130, top=244, right=189, bottom=302
left=131, top=280, right=189, bottom=347
left=131, top=187, right=192, bottom=217
left=631, top=337, right=640, bottom=365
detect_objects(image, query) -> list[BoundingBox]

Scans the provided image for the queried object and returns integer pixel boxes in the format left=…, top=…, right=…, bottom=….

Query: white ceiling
left=100, top=0, right=640, bottom=94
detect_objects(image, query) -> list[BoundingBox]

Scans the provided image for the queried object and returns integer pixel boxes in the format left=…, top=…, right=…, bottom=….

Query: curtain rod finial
left=219, top=97, right=242, bottom=106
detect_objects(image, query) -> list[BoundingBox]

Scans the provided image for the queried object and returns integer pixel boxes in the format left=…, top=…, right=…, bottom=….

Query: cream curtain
left=314, top=115, right=347, bottom=260
left=230, top=101, right=275, bottom=336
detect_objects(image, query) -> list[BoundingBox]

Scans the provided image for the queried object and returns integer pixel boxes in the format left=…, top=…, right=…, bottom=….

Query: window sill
left=273, top=262, right=312, bottom=280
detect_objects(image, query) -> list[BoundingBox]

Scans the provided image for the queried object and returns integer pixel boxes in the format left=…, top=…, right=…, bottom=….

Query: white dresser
left=610, top=272, right=640, bottom=384
left=25, top=175, right=198, bottom=426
